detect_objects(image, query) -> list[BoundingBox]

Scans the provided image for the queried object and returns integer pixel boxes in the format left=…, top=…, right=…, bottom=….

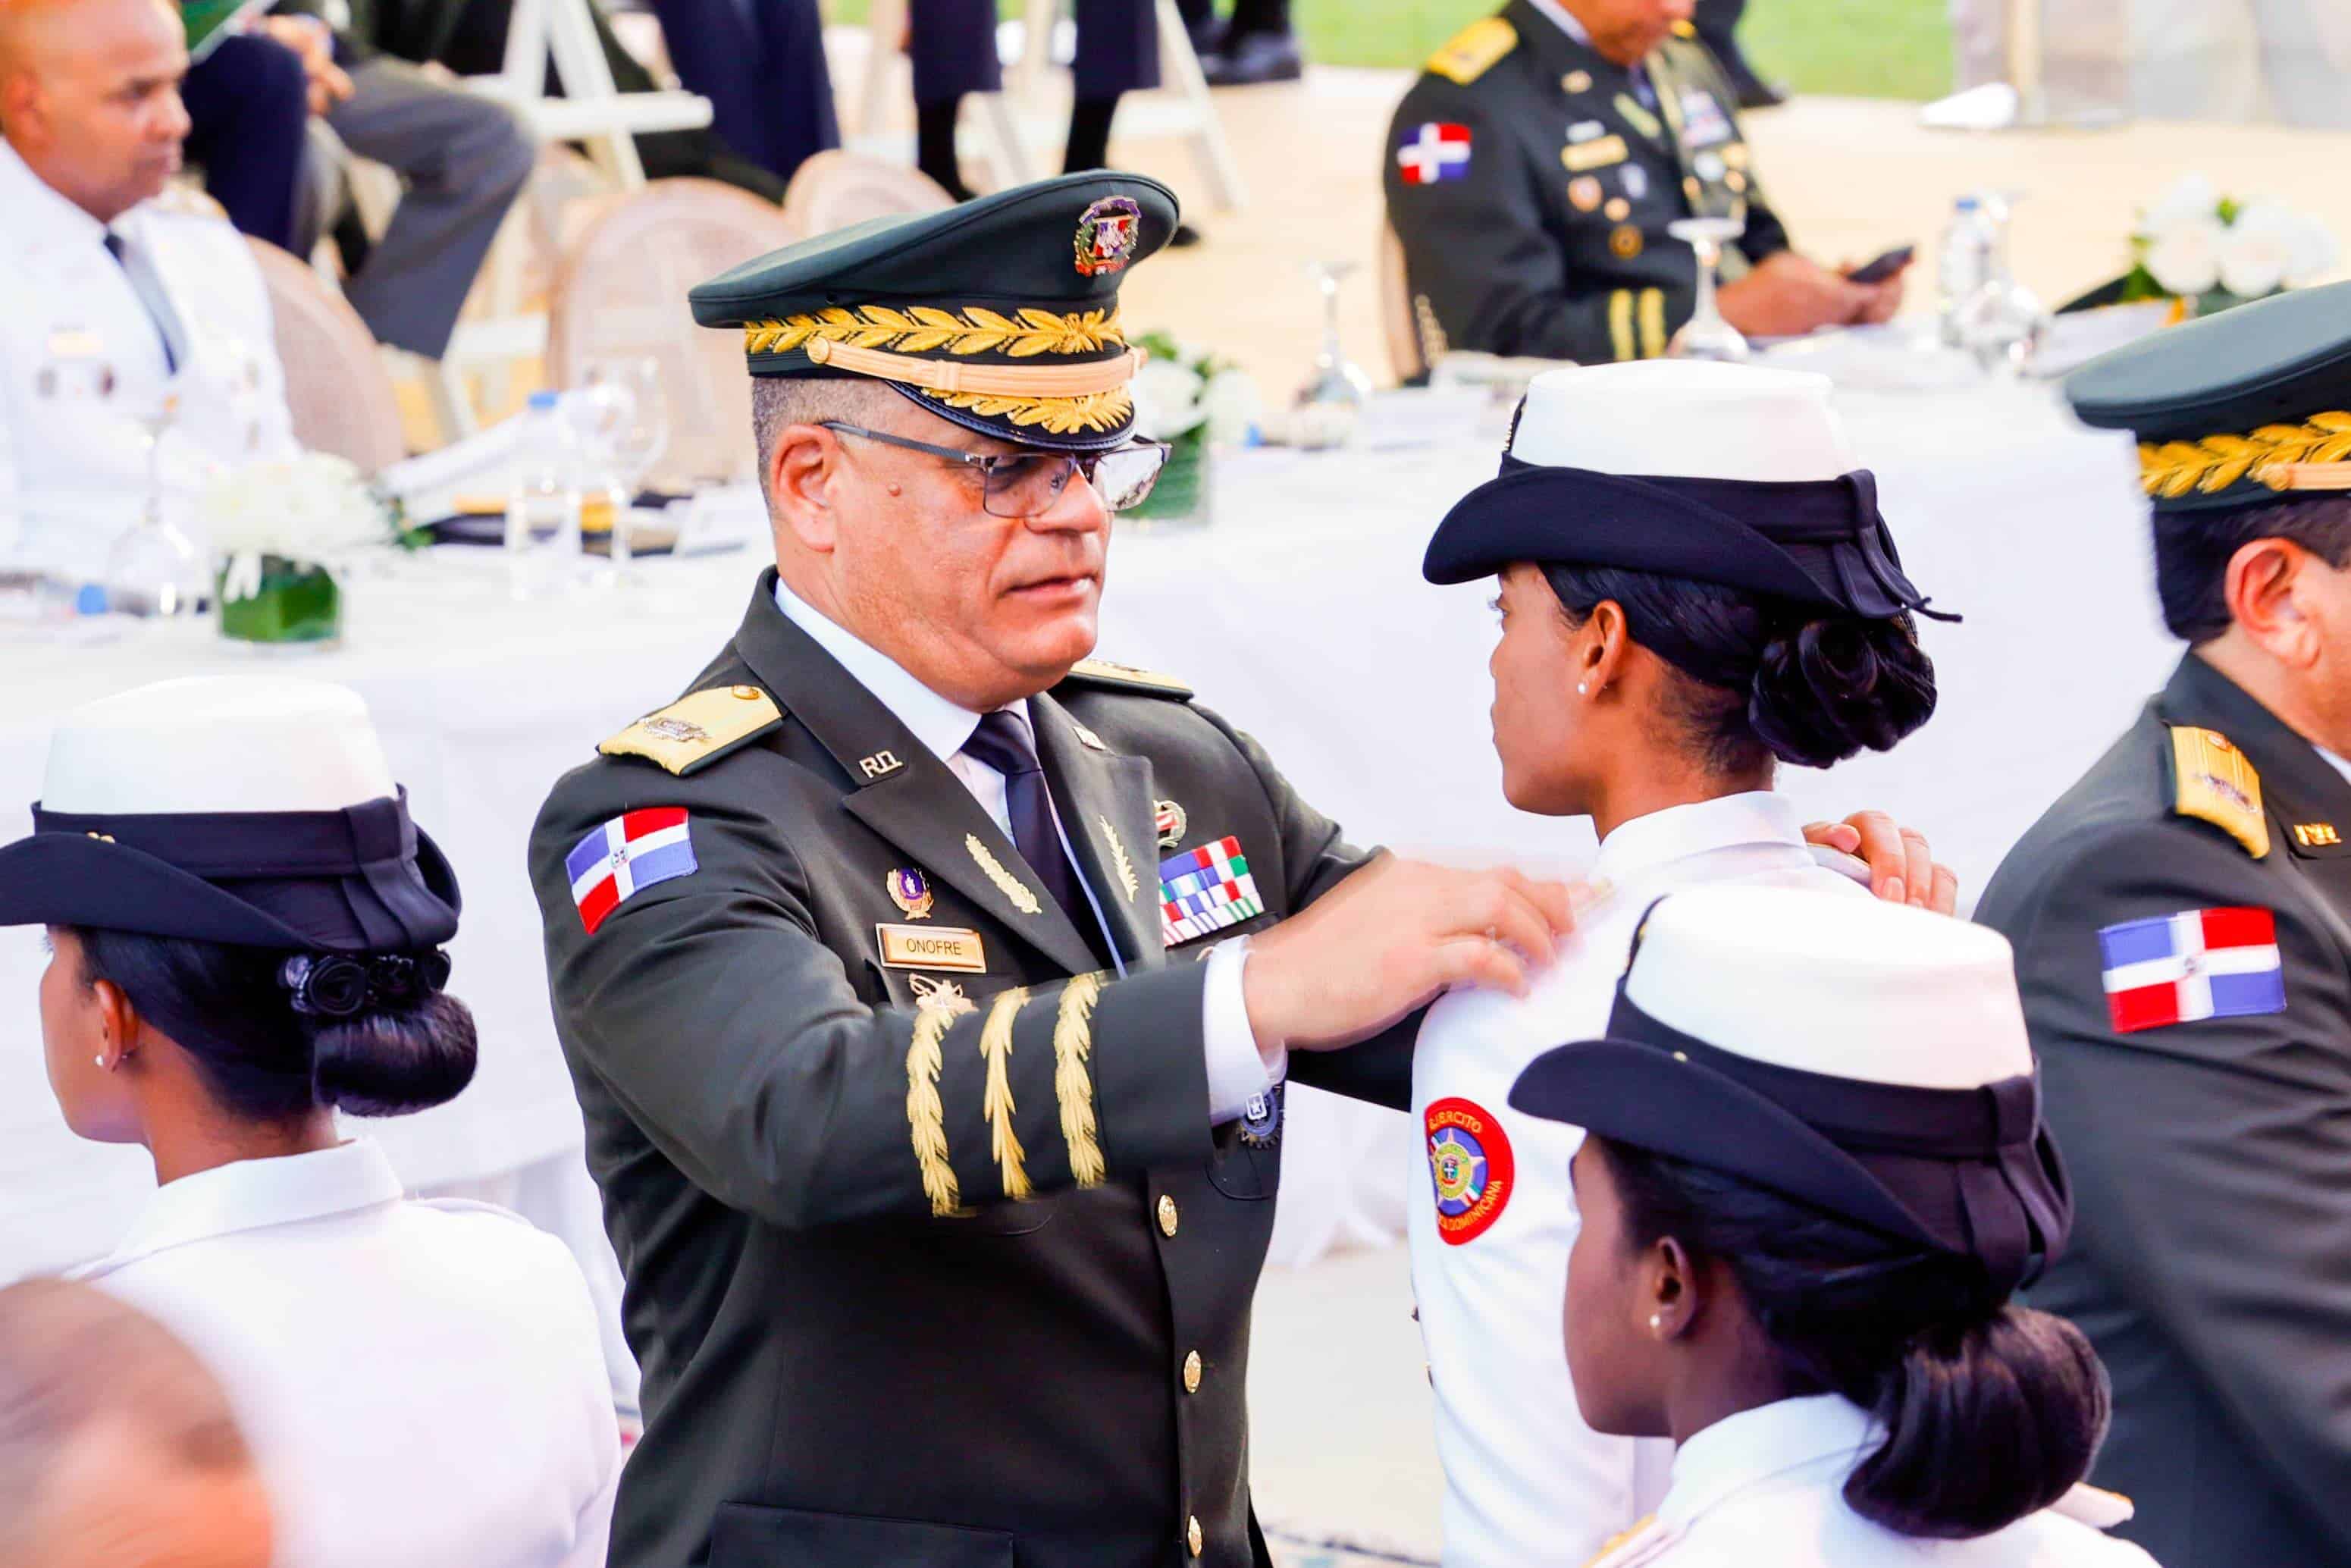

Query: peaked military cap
left=688, top=171, right=1180, bottom=453
left=2066, top=278, right=2351, bottom=514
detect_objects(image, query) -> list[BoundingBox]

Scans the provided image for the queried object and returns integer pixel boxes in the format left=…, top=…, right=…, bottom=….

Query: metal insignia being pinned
left=909, top=974, right=978, bottom=1017
left=887, top=867, right=935, bottom=920
left=1154, top=798, right=1187, bottom=848
left=1238, top=1082, right=1284, bottom=1148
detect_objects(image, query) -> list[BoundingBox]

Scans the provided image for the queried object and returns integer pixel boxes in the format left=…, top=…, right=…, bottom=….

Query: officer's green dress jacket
left=530, top=572, right=1413, bottom=1568
left=1382, top=2, right=1790, bottom=366
left=1976, top=653, right=2351, bottom=1567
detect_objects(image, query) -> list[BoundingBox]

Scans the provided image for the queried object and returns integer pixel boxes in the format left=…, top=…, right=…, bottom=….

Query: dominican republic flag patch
left=2099, top=906, right=2285, bottom=1033
left=1160, top=836, right=1265, bottom=946
left=1396, top=122, right=1472, bottom=184
left=567, top=808, right=696, bottom=935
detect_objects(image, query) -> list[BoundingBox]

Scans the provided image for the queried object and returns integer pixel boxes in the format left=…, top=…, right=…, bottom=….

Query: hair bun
left=1747, top=616, right=1938, bottom=769
left=306, top=992, right=478, bottom=1118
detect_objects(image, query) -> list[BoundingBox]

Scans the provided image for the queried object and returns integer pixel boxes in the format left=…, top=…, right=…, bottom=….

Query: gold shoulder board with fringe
left=600, top=685, right=783, bottom=776
left=1063, top=659, right=1195, bottom=700
left=1427, top=16, right=1516, bottom=84
left=2167, top=725, right=2270, bottom=859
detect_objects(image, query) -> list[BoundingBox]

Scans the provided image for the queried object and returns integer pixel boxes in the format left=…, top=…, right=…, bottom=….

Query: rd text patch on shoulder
left=2099, top=906, right=2284, bottom=1033
left=567, top=808, right=696, bottom=935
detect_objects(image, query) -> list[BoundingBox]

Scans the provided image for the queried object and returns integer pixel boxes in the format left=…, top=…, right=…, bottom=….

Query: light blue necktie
left=103, top=230, right=180, bottom=375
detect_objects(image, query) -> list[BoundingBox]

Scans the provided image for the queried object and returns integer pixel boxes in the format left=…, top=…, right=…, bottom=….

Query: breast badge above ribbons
left=1154, top=798, right=1187, bottom=848
left=1158, top=836, right=1265, bottom=946
left=2098, top=906, right=2286, bottom=1033
left=1396, top=123, right=1473, bottom=186
left=1425, top=1096, right=1514, bottom=1244
left=567, top=808, right=697, bottom=935
left=886, top=866, right=935, bottom=920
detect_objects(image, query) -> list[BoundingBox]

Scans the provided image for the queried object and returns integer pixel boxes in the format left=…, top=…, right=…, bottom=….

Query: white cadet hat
left=0, top=676, right=461, bottom=956
left=1422, top=361, right=1954, bottom=635
left=1509, top=886, right=2070, bottom=1294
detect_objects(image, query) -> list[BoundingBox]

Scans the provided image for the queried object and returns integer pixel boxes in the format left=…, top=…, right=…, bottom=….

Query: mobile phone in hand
left=1846, top=245, right=1916, bottom=285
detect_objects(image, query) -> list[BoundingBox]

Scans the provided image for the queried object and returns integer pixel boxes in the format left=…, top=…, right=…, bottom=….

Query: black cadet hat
left=1509, top=886, right=2071, bottom=1297
left=1422, top=362, right=1953, bottom=626
left=688, top=172, right=1180, bottom=453
left=2065, top=278, right=2351, bottom=514
left=0, top=676, right=460, bottom=955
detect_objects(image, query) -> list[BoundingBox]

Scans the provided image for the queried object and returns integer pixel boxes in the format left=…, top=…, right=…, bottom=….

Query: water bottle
left=505, top=390, right=583, bottom=599
left=1936, top=196, right=1994, bottom=348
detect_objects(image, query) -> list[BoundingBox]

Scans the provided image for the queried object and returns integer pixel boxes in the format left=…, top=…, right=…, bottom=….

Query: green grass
left=826, top=0, right=1952, bottom=99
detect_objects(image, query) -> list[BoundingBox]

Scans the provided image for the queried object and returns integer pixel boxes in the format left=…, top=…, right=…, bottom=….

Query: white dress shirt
left=0, top=137, right=296, bottom=579
left=774, top=579, right=1281, bottom=1121
left=1410, top=792, right=1864, bottom=1568
left=74, top=1139, right=619, bottom=1568
left=1589, top=1395, right=2162, bottom=1567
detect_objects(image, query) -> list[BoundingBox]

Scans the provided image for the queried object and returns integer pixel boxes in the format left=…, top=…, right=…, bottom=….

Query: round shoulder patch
left=1425, top=1096, right=1515, bottom=1244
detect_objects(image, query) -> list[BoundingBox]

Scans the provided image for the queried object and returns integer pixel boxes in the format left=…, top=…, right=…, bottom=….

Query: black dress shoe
left=1201, top=30, right=1303, bottom=86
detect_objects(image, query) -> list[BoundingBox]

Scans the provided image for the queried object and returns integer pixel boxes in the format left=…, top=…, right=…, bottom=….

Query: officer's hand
left=1241, top=857, right=1585, bottom=1053
left=1844, top=264, right=1908, bottom=325
left=1802, top=812, right=1959, bottom=913
left=1717, top=252, right=1870, bottom=338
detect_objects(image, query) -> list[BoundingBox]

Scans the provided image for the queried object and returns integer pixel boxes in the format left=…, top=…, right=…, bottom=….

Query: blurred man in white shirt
left=0, top=0, right=296, bottom=582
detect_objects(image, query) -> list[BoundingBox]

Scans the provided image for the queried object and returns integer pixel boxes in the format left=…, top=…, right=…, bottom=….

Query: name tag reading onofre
left=876, top=924, right=987, bottom=974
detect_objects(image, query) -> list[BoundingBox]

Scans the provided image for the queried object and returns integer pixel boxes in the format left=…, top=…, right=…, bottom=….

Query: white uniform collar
left=1524, top=0, right=1593, bottom=46
left=78, top=1139, right=406, bottom=1275
left=773, top=576, right=1025, bottom=760
left=0, top=135, right=138, bottom=255
left=1591, top=791, right=1810, bottom=886
left=2316, top=744, right=2351, bottom=790
left=1660, top=1394, right=1876, bottom=1529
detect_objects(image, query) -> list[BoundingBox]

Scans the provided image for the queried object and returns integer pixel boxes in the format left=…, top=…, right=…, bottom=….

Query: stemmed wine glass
left=1294, top=260, right=1375, bottom=450
left=1666, top=215, right=1751, bottom=362
left=576, top=357, right=672, bottom=579
left=102, top=390, right=206, bottom=619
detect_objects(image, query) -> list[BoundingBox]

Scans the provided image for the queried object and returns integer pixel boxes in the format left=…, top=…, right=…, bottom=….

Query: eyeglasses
left=820, top=422, right=1169, bottom=518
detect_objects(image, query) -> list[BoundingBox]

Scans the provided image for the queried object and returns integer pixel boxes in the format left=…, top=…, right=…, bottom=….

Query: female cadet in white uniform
left=1508, top=886, right=2156, bottom=1567
left=0, top=676, right=619, bottom=1568
left=1407, top=362, right=1951, bottom=1568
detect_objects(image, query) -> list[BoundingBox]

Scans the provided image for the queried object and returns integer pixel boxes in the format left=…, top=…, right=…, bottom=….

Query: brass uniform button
left=1186, top=1515, right=1204, bottom=1557
left=1604, top=196, right=1631, bottom=222
left=1158, top=1194, right=1180, bottom=1237
left=1683, top=175, right=1702, bottom=204
left=1725, top=170, right=1748, bottom=194
left=1183, top=1350, right=1203, bottom=1393
left=1562, top=69, right=1592, bottom=94
left=730, top=684, right=762, bottom=701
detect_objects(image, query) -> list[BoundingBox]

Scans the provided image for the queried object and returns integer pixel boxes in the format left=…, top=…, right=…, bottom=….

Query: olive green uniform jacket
left=531, top=572, right=1413, bottom=1568
left=1383, top=2, right=1790, bottom=365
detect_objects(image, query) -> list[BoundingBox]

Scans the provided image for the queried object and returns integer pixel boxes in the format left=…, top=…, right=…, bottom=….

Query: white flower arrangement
left=2126, top=174, right=2338, bottom=306
left=1131, top=332, right=1263, bottom=445
left=199, top=453, right=394, bottom=601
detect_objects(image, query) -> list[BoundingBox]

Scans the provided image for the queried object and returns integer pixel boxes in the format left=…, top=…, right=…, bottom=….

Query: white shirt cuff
left=1202, top=936, right=1285, bottom=1124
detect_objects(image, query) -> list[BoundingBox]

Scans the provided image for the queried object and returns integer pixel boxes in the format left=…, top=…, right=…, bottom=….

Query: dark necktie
left=961, top=710, right=1102, bottom=955
left=104, top=230, right=179, bottom=375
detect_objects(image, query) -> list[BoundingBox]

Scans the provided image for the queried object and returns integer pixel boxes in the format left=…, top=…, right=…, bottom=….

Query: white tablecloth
left=0, top=376, right=2171, bottom=1277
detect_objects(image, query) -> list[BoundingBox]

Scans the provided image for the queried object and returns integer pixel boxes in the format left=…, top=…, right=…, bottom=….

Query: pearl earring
left=1578, top=682, right=1590, bottom=696
left=1649, top=1312, right=1663, bottom=1333
left=94, top=1055, right=105, bottom=1068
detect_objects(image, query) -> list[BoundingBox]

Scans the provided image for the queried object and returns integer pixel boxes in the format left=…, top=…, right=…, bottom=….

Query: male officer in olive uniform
left=1976, top=281, right=2351, bottom=1568
left=1382, top=0, right=1901, bottom=365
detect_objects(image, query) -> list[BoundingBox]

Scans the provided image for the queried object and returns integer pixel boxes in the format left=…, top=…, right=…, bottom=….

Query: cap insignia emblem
left=887, top=867, right=936, bottom=920
left=1074, top=196, right=1143, bottom=277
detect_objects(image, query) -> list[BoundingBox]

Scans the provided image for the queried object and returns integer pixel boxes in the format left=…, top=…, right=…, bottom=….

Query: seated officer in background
left=0, top=0, right=298, bottom=580
left=1383, top=0, right=1902, bottom=365
left=1976, top=280, right=2351, bottom=1568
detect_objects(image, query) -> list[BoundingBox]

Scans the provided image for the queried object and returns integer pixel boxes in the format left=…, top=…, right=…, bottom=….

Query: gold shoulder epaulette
left=2167, top=724, right=2270, bottom=859
left=1670, top=17, right=1697, bottom=36
left=599, top=684, right=783, bottom=776
left=2048, top=1482, right=2136, bottom=1532
left=1579, top=1514, right=1675, bottom=1568
left=1426, top=15, right=1516, bottom=84
left=1062, top=659, right=1194, bottom=700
